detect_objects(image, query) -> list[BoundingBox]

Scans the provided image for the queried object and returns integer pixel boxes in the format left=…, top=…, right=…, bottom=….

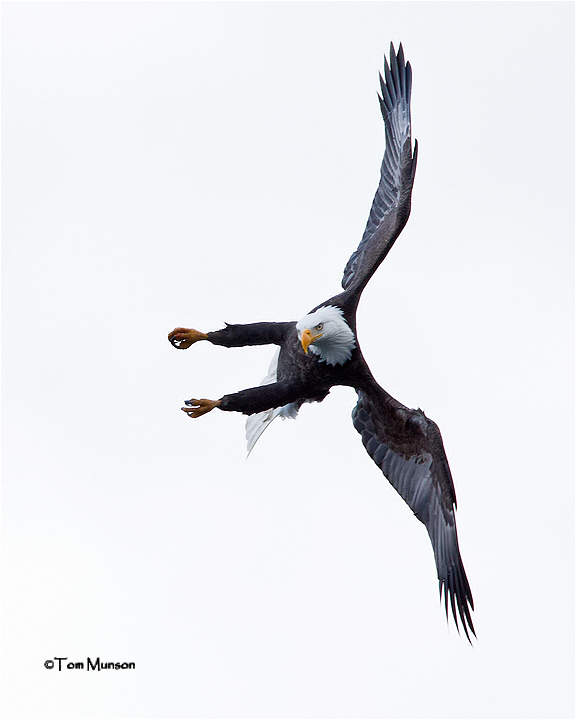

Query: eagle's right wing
left=352, top=387, right=475, bottom=642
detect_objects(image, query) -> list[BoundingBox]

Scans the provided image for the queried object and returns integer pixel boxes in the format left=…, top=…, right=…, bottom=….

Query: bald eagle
left=169, top=44, right=475, bottom=642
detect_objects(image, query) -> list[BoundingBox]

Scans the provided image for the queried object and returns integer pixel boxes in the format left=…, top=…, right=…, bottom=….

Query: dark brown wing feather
left=352, top=386, right=475, bottom=642
left=342, top=42, right=418, bottom=296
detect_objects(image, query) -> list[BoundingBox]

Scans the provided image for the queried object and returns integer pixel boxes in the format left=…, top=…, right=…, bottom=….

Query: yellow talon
left=181, top=398, right=221, bottom=418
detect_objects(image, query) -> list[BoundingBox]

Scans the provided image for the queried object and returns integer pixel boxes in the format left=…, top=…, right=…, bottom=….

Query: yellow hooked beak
left=301, top=328, right=323, bottom=354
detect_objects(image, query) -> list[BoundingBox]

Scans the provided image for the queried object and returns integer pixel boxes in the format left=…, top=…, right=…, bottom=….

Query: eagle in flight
left=168, top=43, right=475, bottom=642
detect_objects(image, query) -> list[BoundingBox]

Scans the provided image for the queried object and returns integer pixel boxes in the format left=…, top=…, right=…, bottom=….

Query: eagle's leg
left=218, top=381, right=318, bottom=416
left=168, top=327, right=208, bottom=349
left=181, top=383, right=303, bottom=419
left=181, top=398, right=222, bottom=418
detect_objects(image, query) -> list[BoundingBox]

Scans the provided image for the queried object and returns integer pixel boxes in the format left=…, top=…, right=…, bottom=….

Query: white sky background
left=2, top=2, right=574, bottom=718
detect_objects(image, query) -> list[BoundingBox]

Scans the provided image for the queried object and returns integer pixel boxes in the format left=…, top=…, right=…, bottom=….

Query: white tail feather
left=245, top=349, right=302, bottom=456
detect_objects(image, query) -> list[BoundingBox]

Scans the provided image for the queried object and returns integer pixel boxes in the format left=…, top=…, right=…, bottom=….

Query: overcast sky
left=2, top=2, right=574, bottom=718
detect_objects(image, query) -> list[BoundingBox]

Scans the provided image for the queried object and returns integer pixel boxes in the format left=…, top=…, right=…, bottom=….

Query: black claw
left=184, top=399, right=194, bottom=406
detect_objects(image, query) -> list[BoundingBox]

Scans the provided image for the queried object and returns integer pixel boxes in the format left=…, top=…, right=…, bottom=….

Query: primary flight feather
left=168, top=43, right=475, bottom=642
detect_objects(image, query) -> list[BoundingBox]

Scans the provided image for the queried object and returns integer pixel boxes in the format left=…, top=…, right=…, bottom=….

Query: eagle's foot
left=182, top=398, right=221, bottom=418
left=168, top=327, right=208, bottom=349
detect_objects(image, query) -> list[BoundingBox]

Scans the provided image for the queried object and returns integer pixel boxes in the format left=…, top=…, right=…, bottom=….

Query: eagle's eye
left=315, top=323, right=323, bottom=331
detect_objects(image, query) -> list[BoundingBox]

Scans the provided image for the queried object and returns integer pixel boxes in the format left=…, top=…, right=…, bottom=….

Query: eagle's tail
left=245, top=349, right=303, bottom=455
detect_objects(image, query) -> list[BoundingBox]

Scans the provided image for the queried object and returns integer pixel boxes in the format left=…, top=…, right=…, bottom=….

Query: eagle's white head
left=296, top=305, right=356, bottom=366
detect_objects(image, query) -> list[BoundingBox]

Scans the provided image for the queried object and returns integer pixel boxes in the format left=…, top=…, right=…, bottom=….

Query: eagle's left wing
left=352, top=387, right=475, bottom=642
left=342, top=42, right=417, bottom=297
